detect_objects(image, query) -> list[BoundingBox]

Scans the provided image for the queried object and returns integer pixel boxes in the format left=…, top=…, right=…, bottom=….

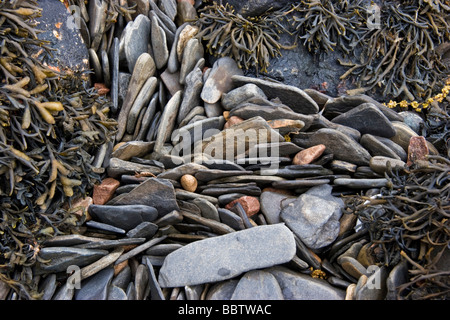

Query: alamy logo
left=66, top=265, right=81, bottom=289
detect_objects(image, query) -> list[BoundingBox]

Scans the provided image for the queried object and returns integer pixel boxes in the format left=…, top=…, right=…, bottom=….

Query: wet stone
left=126, top=221, right=159, bottom=239
left=36, top=247, right=108, bottom=274
left=158, top=224, right=296, bottom=287
left=74, top=267, right=115, bottom=300
left=113, top=178, right=180, bottom=217
left=119, top=14, right=151, bottom=73
left=88, top=204, right=158, bottom=231
left=221, top=83, right=268, bottom=111
left=268, top=266, right=345, bottom=300
left=360, top=134, right=404, bottom=160
left=331, top=103, right=396, bottom=138
left=232, top=75, right=319, bottom=115
left=230, top=270, right=284, bottom=300
left=218, top=208, right=245, bottom=230
left=151, top=14, right=169, bottom=70
left=281, top=184, right=344, bottom=250
left=201, top=57, right=243, bottom=104
left=180, top=38, right=204, bottom=85
left=107, top=158, right=163, bottom=178
left=292, top=128, right=371, bottom=166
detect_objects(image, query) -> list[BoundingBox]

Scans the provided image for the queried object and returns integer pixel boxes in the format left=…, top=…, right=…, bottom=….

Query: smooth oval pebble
left=180, top=174, right=198, bottom=192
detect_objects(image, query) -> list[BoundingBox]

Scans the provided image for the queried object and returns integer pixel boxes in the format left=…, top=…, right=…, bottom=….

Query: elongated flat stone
left=158, top=224, right=296, bottom=287
left=88, top=204, right=158, bottom=231
left=37, top=247, right=108, bottom=274
left=232, top=75, right=319, bottom=115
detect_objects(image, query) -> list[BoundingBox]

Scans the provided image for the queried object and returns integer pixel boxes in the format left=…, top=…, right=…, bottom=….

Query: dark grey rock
left=36, top=247, right=108, bottom=274
left=272, top=179, right=331, bottom=189
left=193, top=198, right=220, bottom=221
left=119, top=14, right=151, bottom=73
left=84, top=220, right=126, bottom=235
left=360, top=134, right=403, bottom=160
left=218, top=208, right=246, bottom=230
left=221, top=83, right=268, bottom=111
left=292, top=128, right=371, bottom=166
left=232, top=75, right=319, bottom=114
left=143, top=257, right=165, bottom=300
left=107, top=157, right=163, bottom=178
left=114, top=178, right=180, bottom=216
left=89, top=0, right=108, bottom=51
left=201, top=57, right=243, bottom=104
left=88, top=204, right=158, bottom=231
left=268, top=266, right=345, bottom=300
left=399, top=111, right=425, bottom=134
left=110, top=37, right=120, bottom=114
left=260, top=191, right=296, bottom=225
left=111, top=265, right=132, bottom=291
left=126, top=221, right=159, bottom=238
left=126, top=77, right=158, bottom=135
left=39, top=274, right=57, bottom=300
left=331, top=103, right=396, bottom=137
left=153, top=90, right=183, bottom=156
left=206, top=280, right=239, bottom=300
left=222, top=0, right=292, bottom=17
left=195, top=169, right=253, bottom=182
left=386, top=261, right=409, bottom=300
left=172, top=116, right=224, bottom=148
left=323, top=94, right=403, bottom=121
left=151, top=14, right=169, bottom=70
left=107, top=286, right=128, bottom=300
left=281, top=184, right=344, bottom=250
left=74, top=267, right=115, bottom=300
left=247, top=142, right=302, bottom=157
left=231, top=270, right=284, bottom=300
left=52, top=283, right=74, bottom=300
left=180, top=38, right=204, bottom=84
left=158, top=224, right=296, bottom=287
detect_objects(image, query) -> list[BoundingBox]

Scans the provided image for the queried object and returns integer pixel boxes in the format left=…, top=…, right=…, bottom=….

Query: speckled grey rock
left=158, top=224, right=296, bottom=287
left=281, top=184, right=344, bottom=250
left=231, top=270, right=284, bottom=300
left=268, top=266, right=345, bottom=300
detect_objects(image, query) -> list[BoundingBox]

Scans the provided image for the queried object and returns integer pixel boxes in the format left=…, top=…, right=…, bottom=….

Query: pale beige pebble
left=181, top=174, right=198, bottom=192
left=345, top=283, right=357, bottom=300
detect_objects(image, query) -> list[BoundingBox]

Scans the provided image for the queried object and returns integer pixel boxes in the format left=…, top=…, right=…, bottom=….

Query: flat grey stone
left=334, top=178, right=389, bottom=189
left=36, top=247, right=108, bottom=274
left=88, top=204, right=158, bottom=231
left=116, top=53, right=156, bottom=141
left=107, top=285, right=128, bottom=300
left=260, top=191, right=296, bottom=225
left=230, top=270, right=284, bottom=300
left=206, top=279, right=239, bottom=300
left=107, top=157, right=163, bottom=178
left=292, top=128, right=371, bottom=166
left=323, top=94, right=403, bottom=122
left=153, top=90, right=183, bottom=156
left=218, top=208, right=245, bottom=230
left=331, top=103, right=396, bottom=138
left=126, top=77, right=158, bottom=134
left=111, top=141, right=155, bottom=161
left=119, top=14, right=151, bottom=73
left=157, top=162, right=208, bottom=180
left=360, top=134, right=402, bottom=160
left=180, top=38, right=204, bottom=84
left=199, top=116, right=284, bottom=160
left=201, top=57, right=243, bottom=104
left=39, top=274, right=57, bottom=300
left=172, top=116, right=224, bottom=148
left=126, top=221, right=159, bottom=238
left=232, top=75, right=319, bottom=114
left=74, top=267, right=115, bottom=300
left=151, top=14, right=169, bottom=70
left=268, top=266, right=345, bottom=300
left=221, top=83, right=267, bottom=110
left=114, top=177, right=180, bottom=216
left=193, top=198, right=220, bottom=221
left=158, top=224, right=296, bottom=287
left=281, top=184, right=343, bottom=250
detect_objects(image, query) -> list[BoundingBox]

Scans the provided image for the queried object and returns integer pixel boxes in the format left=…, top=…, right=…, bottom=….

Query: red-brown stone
left=292, top=144, right=326, bottom=165
left=407, top=136, right=429, bottom=166
left=93, top=177, right=120, bottom=205
left=225, top=196, right=260, bottom=217
left=223, top=116, right=244, bottom=129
